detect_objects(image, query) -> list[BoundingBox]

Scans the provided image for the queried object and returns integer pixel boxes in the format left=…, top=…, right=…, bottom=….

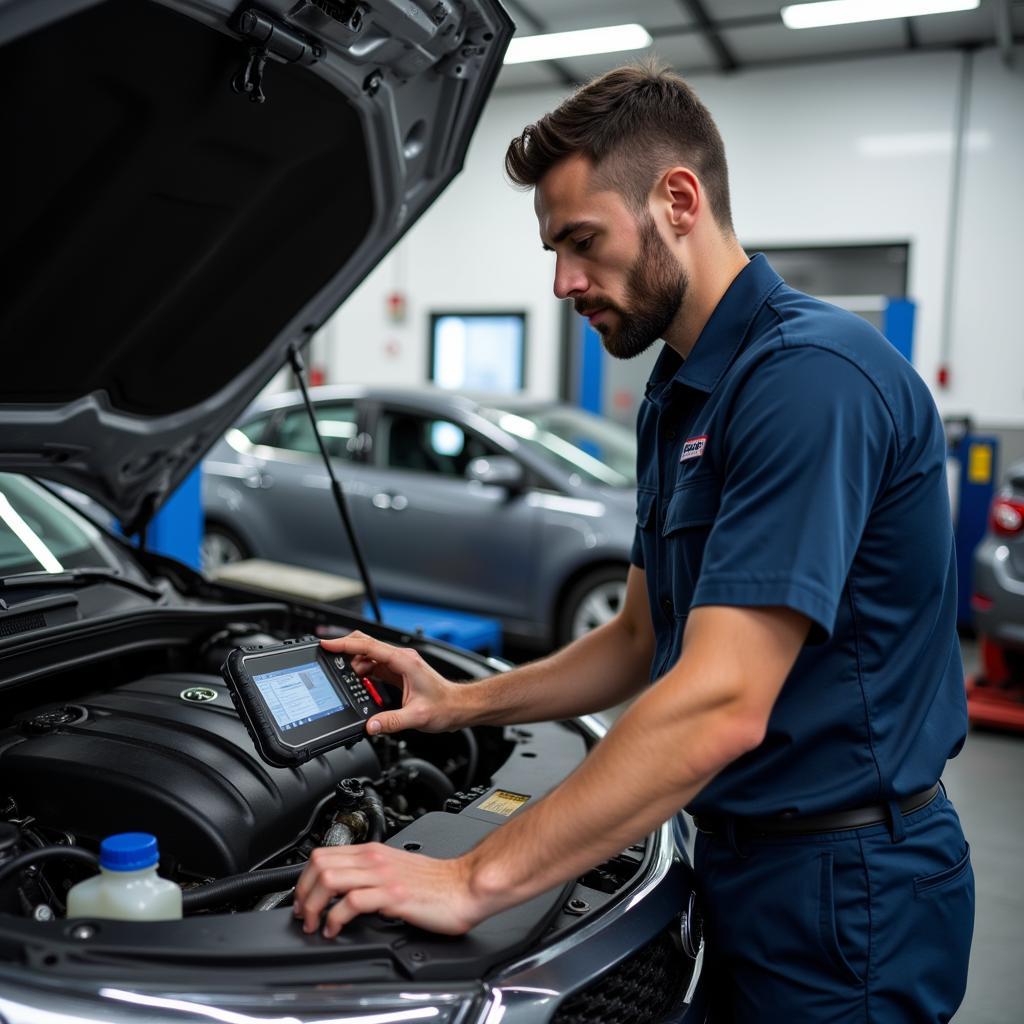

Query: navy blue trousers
left=693, top=789, right=974, bottom=1022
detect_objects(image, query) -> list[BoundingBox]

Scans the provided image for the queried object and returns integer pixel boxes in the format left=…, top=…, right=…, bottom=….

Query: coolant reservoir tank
left=66, top=833, right=182, bottom=921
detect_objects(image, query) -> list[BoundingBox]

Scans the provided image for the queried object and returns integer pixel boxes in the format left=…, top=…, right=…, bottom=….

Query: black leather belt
left=693, top=783, right=940, bottom=838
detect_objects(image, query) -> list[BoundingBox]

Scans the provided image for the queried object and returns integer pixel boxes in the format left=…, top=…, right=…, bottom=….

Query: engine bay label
left=478, top=790, right=530, bottom=817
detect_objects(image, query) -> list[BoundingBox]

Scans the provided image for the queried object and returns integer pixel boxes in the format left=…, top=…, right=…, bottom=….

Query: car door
left=237, top=399, right=376, bottom=579
left=358, top=404, right=540, bottom=620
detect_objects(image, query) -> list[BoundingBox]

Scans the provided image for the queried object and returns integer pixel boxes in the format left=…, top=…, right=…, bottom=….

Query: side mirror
left=466, top=455, right=525, bottom=491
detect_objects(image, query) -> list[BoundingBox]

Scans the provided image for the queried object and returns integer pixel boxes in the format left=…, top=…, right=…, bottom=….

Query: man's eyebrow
left=541, top=220, right=597, bottom=252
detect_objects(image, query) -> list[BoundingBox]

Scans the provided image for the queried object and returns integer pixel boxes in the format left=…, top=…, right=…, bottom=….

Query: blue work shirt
left=632, top=254, right=967, bottom=818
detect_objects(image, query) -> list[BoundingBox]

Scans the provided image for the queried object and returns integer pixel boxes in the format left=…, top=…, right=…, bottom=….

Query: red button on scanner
left=361, top=677, right=384, bottom=706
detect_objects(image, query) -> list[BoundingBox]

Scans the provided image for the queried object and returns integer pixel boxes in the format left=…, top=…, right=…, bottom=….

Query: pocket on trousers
left=818, top=852, right=865, bottom=987
left=914, top=843, right=972, bottom=898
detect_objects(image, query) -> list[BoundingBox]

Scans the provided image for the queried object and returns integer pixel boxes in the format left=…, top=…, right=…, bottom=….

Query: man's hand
left=293, top=844, right=489, bottom=938
left=322, top=632, right=461, bottom=735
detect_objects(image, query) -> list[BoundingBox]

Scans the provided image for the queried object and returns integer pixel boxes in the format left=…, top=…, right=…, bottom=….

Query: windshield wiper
left=0, top=568, right=163, bottom=600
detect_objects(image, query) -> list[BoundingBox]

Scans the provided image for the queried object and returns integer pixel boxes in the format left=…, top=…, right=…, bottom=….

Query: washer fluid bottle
left=66, top=833, right=182, bottom=921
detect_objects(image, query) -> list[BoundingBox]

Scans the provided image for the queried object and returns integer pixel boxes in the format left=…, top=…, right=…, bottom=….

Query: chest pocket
left=662, top=473, right=722, bottom=616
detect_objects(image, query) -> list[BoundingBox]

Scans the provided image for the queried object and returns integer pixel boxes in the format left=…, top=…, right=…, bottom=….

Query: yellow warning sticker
left=478, top=790, right=530, bottom=817
left=968, top=443, right=993, bottom=484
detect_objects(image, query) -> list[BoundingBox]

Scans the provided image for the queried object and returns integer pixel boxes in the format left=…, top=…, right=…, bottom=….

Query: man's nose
left=553, top=256, right=588, bottom=300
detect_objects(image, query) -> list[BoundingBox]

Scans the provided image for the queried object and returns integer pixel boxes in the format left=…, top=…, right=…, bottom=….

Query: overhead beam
left=650, top=12, right=778, bottom=40
left=676, top=0, right=740, bottom=72
left=993, top=0, right=1015, bottom=66
left=502, top=0, right=580, bottom=88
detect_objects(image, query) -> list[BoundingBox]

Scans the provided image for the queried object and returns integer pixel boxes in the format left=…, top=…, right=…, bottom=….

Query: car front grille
left=551, top=924, right=691, bottom=1024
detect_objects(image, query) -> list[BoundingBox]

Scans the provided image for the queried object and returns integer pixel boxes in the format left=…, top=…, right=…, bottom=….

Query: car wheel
left=201, top=524, right=249, bottom=573
left=559, top=566, right=629, bottom=645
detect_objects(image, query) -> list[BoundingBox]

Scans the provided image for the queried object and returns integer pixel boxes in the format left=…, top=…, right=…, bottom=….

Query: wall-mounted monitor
left=429, top=311, right=526, bottom=393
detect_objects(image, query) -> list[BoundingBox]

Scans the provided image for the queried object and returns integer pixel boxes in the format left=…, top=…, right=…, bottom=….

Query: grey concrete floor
left=559, top=637, right=1024, bottom=1021
left=943, top=638, right=1024, bottom=1022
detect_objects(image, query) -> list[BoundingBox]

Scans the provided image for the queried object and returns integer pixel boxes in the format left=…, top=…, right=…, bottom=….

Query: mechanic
left=294, top=63, right=974, bottom=1021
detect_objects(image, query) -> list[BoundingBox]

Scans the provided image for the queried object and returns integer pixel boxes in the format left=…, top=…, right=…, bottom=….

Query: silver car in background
left=203, top=387, right=638, bottom=650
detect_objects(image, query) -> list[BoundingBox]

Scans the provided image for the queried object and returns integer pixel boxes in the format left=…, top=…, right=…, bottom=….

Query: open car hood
left=0, top=0, right=512, bottom=533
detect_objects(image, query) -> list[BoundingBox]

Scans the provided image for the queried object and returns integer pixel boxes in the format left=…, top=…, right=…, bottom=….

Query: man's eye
left=574, top=237, right=593, bottom=253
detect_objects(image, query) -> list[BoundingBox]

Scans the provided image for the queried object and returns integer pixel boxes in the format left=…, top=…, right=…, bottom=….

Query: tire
left=557, top=565, right=629, bottom=646
left=201, top=523, right=249, bottom=574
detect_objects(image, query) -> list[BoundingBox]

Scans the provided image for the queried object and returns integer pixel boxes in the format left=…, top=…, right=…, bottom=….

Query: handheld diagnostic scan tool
left=221, top=637, right=376, bottom=767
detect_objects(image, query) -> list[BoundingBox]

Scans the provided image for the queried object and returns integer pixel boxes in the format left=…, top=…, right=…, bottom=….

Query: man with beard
left=294, top=64, right=973, bottom=1021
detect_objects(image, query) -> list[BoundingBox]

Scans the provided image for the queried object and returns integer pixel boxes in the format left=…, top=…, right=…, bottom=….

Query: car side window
left=380, top=412, right=496, bottom=477
left=274, top=403, right=358, bottom=460
left=236, top=415, right=272, bottom=445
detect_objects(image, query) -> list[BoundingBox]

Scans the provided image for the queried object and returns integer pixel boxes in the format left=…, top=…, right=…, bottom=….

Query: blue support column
left=579, top=321, right=604, bottom=416
left=883, top=298, right=916, bottom=362
left=144, top=468, right=203, bottom=570
left=949, top=436, right=998, bottom=626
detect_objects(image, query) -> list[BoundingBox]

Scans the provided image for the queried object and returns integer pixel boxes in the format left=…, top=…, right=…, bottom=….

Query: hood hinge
left=231, top=7, right=324, bottom=104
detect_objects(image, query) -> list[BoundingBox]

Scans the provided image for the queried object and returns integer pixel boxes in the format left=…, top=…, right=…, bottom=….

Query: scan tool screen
left=253, top=661, right=348, bottom=731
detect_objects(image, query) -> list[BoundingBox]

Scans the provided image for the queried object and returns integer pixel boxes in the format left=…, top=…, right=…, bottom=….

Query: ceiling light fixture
left=781, top=0, right=979, bottom=30
left=504, top=24, right=653, bottom=65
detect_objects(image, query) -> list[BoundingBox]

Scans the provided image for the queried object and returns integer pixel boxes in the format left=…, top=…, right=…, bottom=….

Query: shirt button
left=661, top=597, right=673, bottom=616
left=665, top=429, right=676, bottom=440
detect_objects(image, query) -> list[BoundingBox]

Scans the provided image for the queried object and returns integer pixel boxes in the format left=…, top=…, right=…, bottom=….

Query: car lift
left=965, top=635, right=1024, bottom=732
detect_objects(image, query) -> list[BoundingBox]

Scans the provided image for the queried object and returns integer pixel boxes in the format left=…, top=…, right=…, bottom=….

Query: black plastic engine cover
left=0, top=673, right=380, bottom=876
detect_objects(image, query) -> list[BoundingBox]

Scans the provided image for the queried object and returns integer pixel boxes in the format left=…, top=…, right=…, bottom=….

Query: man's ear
left=654, top=167, right=700, bottom=238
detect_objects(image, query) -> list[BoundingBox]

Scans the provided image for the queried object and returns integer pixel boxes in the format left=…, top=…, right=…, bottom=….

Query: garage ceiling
left=496, top=0, right=1024, bottom=91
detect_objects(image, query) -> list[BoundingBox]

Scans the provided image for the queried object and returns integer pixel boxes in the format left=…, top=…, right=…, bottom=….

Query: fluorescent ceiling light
left=504, top=24, right=653, bottom=65
left=781, top=0, right=979, bottom=30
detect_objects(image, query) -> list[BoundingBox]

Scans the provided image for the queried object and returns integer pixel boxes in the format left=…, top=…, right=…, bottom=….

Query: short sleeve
left=630, top=525, right=645, bottom=569
left=691, top=345, right=898, bottom=642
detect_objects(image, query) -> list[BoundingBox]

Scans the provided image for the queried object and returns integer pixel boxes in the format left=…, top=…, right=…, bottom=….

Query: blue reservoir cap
left=99, top=833, right=159, bottom=871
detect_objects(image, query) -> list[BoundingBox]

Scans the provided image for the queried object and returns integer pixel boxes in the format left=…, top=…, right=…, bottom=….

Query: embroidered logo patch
left=679, top=435, right=707, bottom=462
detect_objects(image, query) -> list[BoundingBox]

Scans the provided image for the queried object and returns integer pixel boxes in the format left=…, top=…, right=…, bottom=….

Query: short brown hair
left=505, top=61, right=734, bottom=232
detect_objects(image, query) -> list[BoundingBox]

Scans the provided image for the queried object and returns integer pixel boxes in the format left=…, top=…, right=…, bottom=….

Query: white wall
left=317, top=45, right=1024, bottom=427
left=948, top=47, right=1024, bottom=428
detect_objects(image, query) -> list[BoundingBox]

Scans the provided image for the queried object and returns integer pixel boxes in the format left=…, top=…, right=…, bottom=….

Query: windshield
left=481, top=405, right=636, bottom=487
left=0, top=474, right=120, bottom=576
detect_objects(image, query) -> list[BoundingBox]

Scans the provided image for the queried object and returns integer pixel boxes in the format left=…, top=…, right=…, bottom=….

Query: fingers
left=323, top=630, right=407, bottom=663
left=294, top=848, right=382, bottom=934
left=298, top=871, right=377, bottom=934
left=366, top=708, right=419, bottom=735
left=293, top=845, right=480, bottom=939
left=322, top=634, right=421, bottom=676
left=349, top=654, right=403, bottom=688
left=322, top=887, right=393, bottom=938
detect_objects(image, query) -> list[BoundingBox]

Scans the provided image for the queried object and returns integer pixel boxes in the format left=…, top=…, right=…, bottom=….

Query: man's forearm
left=460, top=647, right=765, bottom=915
left=453, top=612, right=652, bottom=728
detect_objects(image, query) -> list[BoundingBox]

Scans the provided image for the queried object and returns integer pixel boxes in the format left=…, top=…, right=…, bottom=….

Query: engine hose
left=460, top=728, right=479, bottom=789
left=182, top=863, right=305, bottom=913
left=323, top=821, right=358, bottom=848
left=397, top=757, right=455, bottom=805
left=0, top=846, right=99, bottom=889
left=361, top=785, right=386, bottom=843
left=256, top=820, right=358, bottom=912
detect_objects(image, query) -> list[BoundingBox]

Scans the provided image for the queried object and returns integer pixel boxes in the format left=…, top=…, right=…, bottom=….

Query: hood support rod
left=287, top=343, right=382, bottom=623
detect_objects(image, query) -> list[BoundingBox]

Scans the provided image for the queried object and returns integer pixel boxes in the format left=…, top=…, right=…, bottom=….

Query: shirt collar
left=646, top=253, right=784, bottom=400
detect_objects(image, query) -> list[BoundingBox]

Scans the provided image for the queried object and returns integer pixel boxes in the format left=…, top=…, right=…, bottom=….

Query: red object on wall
left=308, top=366, right=326, bottom=387
left=387, top=291, right=407, bottom=324
left=937, top=364, right=950, bottom=388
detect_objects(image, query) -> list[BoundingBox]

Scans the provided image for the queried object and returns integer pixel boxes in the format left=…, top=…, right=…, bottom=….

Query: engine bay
left=0, top=612, right=537, bottom=911
left=0, top=601, right=655, bottom=983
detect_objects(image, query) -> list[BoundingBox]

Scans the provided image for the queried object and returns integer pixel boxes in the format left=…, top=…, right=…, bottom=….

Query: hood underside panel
left=1, top=0, right=373, bottom=416
left=0, top=0, right=513, bottom=529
